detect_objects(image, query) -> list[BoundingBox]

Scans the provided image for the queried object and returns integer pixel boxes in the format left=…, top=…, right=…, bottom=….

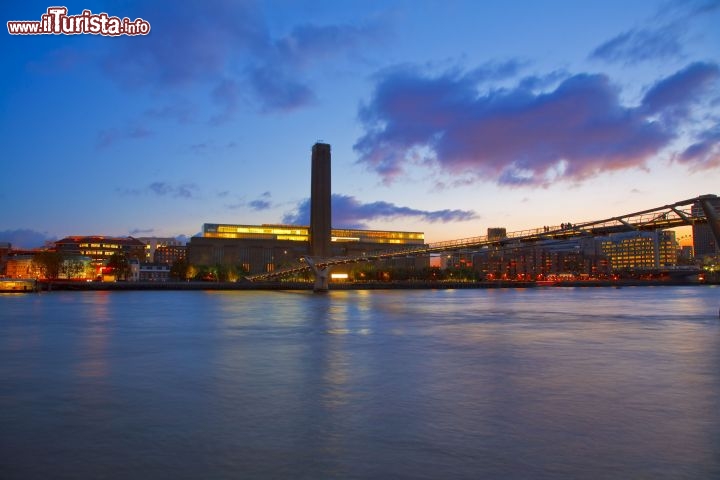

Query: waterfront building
left=189, top=223, right=426, bottom=275
left=473, top=237, right=607, bottom=280
left=599, top=230, right=678, bottom=271
left=154, top=245, right=187, bottom=265
left=4, top=251, right=93, bottom=280
left=128, top=261, right=171, bottom=282
left=55, top=236, right=146, bottom=269
left=136, top=237, right=184, bottom=262
left=0, top=242, right=11, bottom=275
left=4, top=254, right=40, bottom=278
left=475, top=229, right=678, bottom=279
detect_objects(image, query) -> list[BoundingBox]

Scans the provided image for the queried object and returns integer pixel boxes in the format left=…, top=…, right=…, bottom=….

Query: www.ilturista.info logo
left=7, top=7, right=151, bottom=36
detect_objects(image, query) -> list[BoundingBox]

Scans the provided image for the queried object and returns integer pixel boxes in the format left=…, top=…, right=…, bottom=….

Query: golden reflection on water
left=76, top=292, right=111, bottom=379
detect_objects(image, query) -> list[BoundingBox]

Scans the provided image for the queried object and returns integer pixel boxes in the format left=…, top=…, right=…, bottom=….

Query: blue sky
left=1, top=0, right=719, bottom=248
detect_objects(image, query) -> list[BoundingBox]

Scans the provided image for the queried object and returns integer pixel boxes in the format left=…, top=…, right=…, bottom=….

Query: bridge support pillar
left=699, top=195, right=720, bottom=249
left=303, top=257, right=329, bottom=293
left=313, top=267, right=329, bottom=293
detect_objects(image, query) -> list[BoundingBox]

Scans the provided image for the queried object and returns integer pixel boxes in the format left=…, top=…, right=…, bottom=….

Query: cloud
left=642, top=62, right=720, bottom=117
left=102, top=1, right=268, bottom=88
left=589, top=27, right=683, bottom=64
left=676, top=124, right=720, bottom=170
left=354, top=62, right=720, bottom=187
left=97, top=125, right=153, bottom=149
left=689, top=0, right=720, bottom=15
left=145, top=102, right=196, bottom=124
left=117, top=181, right=199, bottom=199
left=210, top=78, right=246, bottom=125
left=96, top=1, right=383, bottom=118
left=282, top=194, right=478, bottom=228
left=225, top=191, right=273, bottom=211
left=249, top=199, right=272, bottom=211
left=249, top=191, right=272, bottom=211
left=129, top=228, right=154, bottom=235
left=175, top=234, right=191, bottom=245
left=187, top=140, right=239, bottom=155
left=275, top=23, right=383, bottom=67
left=0, top=229, right=55, bottom=249
left=189, top=143, right=209, bottom=155
left=246, top=66, right=316, bottom=113
left=589, top=0, right=720, bottom=64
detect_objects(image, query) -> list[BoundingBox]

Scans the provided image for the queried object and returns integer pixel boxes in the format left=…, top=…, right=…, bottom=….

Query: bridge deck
left=247, top=194, right=718, bottom=281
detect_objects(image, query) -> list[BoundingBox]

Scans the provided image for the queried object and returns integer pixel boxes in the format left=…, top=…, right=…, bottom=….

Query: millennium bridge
left=247, top=193, right=720, bottom=291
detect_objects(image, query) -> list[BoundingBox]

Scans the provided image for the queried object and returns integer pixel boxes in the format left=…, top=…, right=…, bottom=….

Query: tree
left=213, top=263, right=228, bottom=282
left=107, top=252, right=130, bottom=280
left=60, top=256, right=87, bottom=279
left=170, top=259, right=189, bottom=280
left=32, top=251, right=63, bottom=279
left=185, top=264, right=198, bottom=281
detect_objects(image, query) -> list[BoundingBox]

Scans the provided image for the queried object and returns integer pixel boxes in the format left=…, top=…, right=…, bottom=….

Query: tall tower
left=310, top=142, right=331, bottom=258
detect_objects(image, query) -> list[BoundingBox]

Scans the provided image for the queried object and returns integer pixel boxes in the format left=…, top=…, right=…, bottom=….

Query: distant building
left=154, top=245, right=187, bottom=265
left=140, top=264, right=171, bottom=282
left=487, top=228, right=507, bottom=241
left=692, top=197, right=720, bottom=258
left=136, top=237, right=184, bottom=262
left=0, top=242, right=11, bottom=275
left=472, top=228, right=679, bottom=279
left=473, top=237, right=606, bottom=280
left=678, top=245, right=694, bottom=263
left=128, top=260, right=171, bottom=282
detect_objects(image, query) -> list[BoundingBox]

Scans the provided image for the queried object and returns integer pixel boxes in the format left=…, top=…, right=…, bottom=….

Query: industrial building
left=188, top=224, right=426, bottom=275
left=187, top=142, right=428, bottom=277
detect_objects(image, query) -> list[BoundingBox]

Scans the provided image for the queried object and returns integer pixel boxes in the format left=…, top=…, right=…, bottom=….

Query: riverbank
left=35, top=279, right=713, bottom=291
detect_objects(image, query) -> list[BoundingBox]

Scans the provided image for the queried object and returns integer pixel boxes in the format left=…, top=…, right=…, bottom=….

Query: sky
left=1, top=0, right=719, bottom=248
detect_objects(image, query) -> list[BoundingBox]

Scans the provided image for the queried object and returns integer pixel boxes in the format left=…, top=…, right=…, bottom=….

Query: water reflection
left=1, top=287, right=719, bottom=479
left=76, top=291, right=111, bottom=378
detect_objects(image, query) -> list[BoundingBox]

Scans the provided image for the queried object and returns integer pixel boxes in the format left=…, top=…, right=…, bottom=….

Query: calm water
left=1, top=286, right=719, bottom=479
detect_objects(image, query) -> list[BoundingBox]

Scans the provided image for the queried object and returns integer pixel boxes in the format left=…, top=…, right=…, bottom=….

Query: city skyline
left=2, top=0, right=719, bottom=248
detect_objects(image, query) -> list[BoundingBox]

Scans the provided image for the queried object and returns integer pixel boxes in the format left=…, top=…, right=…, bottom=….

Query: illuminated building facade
left=136, top=237, right=184, bottom=262
left=473, top=238, right=606, bottom=280
left=202, top=224, right=424, bottom=245
left=599, top=230, right=677, bottom=270
left=4, top=254, right=40, bottom=278
left=189, top=223, right=426, bottom=274
left=4, top=251, right=93, bottom=280
left=55, top=236, right=146, bottom=268
left=154, top=245, right=187, bottom=265
left=472, top=229, right=679, bottom=279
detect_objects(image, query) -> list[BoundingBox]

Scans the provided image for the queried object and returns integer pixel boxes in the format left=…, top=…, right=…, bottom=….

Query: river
left=1, top=286, right=719, bottom=479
